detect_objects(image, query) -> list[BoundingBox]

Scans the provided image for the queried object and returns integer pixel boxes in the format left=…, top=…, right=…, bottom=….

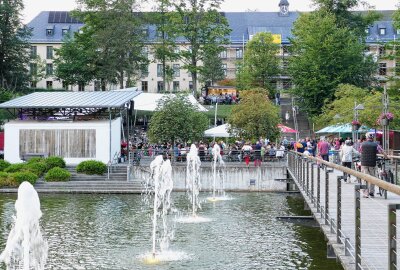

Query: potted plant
left=377, top=112, right=394, bottom=126
left=351, top=120, right=361, bottom=130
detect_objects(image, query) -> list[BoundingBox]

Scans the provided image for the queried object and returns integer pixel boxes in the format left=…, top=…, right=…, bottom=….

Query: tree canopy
left=288, top=11, right=376, bottom=116
left=147, top=95, right=209, bottom=143
left=236, top=32, right=280, bottom=94
left=228, top=89, right=280, bottom=141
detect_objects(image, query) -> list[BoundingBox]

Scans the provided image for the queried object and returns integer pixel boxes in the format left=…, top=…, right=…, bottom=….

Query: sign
left=272, top=34, right=282, bottom=44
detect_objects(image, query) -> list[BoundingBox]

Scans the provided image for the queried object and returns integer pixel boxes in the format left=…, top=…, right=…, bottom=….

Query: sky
left=22, top=0, right=399, bottom=23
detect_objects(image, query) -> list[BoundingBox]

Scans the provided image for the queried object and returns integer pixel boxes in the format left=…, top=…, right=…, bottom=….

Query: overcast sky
left=23, top=0, right=399, bottom=23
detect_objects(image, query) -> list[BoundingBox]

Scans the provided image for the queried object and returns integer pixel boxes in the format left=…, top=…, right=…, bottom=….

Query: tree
left=288, top=11, right=377, bottom=116
left=199, top=47, right=225, bottom=86
left=315, top=84, right=400, bottom=129
left=228, top=89, right=280, bottom=141
left=147, top=94, right=209, bottom=143
left=29, top=55, right=46, bottom=88
left=171, top=0, right=231, bottom=95
left=0, top=0, right=31, bottom=91
left=236, top=32, right=280, bottom=93
left=71, top=0, right=147, bottom=89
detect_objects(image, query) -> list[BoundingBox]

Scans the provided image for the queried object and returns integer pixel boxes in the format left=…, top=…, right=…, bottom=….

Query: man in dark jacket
left=360, top=134, right=387, bottom=198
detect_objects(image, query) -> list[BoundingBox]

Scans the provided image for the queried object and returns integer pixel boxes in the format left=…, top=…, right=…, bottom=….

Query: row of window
left=141, top=81, right=193, bottom=92
left=31, top=46, right=53, bottom=59
left=46, top=26, right=70, bottom=37
left=366, top=27, right=400, bottom=36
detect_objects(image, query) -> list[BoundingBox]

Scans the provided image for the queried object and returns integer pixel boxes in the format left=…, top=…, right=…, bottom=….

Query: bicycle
left=376, top=158, right=394, bottom=199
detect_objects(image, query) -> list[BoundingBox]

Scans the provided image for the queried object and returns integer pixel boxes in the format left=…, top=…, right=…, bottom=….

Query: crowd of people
left=200, top=93, right=239, bottom=105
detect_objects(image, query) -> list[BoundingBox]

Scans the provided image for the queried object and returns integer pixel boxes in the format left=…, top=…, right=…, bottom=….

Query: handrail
left=291, top=151, right=400, bottom=196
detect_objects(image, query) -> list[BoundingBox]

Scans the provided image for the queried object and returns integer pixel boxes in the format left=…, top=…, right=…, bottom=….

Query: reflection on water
left=0, top=193, right=342, bottom=270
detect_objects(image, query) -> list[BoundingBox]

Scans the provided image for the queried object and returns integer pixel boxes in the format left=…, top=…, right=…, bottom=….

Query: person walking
left=339, top=140, right=359, bottom=182
left=359, top=134, right=388, bottom=198
left=317, top=137, right=330, bottom=162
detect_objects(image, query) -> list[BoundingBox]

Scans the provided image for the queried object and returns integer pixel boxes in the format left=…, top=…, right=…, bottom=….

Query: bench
left=21, top=153, right=49, bottom=161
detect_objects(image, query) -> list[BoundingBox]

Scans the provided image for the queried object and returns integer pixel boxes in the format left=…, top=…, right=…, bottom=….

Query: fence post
left=325, top=168, right=331, bottom=225
left=337, top=175, right=343, bottom=244
left=388, top=204, right=400, bottom=270
left=317, top=164, right=321, bottom=213
left=311, top=161, right=315, bottom=204
left=355, top=184, right=367, bottom=270
left=306, top=160, right=310, bottom=197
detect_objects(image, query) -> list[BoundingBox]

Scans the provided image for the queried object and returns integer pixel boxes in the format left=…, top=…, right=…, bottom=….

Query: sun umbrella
left=278, top=124, right=297, bottom=133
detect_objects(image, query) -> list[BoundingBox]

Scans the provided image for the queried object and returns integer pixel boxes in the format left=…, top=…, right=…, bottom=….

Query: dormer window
left=62, top=26, right=70, bottom=36
left=46, top=25, right=54, bottom=36
left=141, top=29, right=148, bottom=37
left=397, top=29, right=400, bottom=35
left=365, top=28, right=370, bottom=34
left=379, top=28, right=386, bottom=35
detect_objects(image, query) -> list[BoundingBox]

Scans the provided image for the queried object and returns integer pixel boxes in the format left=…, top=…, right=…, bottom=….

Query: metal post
left=355, top=184, right=367, bottom=270
left=345, top=237, right=351, bottom=256
left=306, top=161, right=310, bottom=198
left=108, top=108, right=112, bottom=180
left=395, top=160, right=398, bottom=186
left=302, top=158, right=305, bottom=189
left=337, top=175, right=343, bottom=244
left=317, top=165, right=321, bottom=212
left=311, top=162, right=314, bottom=204
left=325, top=169, right=330, bottom=225
left=388, top=204, right=400, bottom=270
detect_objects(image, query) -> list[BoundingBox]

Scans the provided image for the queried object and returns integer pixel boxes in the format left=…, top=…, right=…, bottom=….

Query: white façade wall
left=4, top=118, right=121, bottom=165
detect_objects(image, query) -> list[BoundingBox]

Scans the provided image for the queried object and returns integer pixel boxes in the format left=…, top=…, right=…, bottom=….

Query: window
left=365, top=28, right=370, bottom=34
left=379, top=46, right=385, bottom=56
left=222, top=64, right=227, bottom=77
left=142, top=47, right=148, bottom=59
left=46, top=81, right=53, bottom=89
left=141, top=29, right=149, bottom=37
left=141, top=81, right=148, bottom=92
left=282, top=80, right=292, bottom=89
left=219, top=50, right=227, bottom=59
left=189, top=81, right=193, bottom=92
left=379, top=28, right=386, bottom=35
left=78, top=84, right=84, bottom=91
left=94, top=81, right=100, bottom=91
left=173, top=64, right=180, bottom=77
left=46, top=46, right=53, bottom=59
left=62, top=29, right=69, bottom=36
left=174, top=47, right=180, bottom=54
left=46, top=28, right=54, bottom=36
left=173, top=81, right=180, bottom=91
left=30, top=46, right=37, bottom=58
left=30, top=81, right=37, bottom=88
left=282, top=45, right=290, bottom=55
left=30, top=63, right=37, bottom=76
left=236, top=48, right=243, bottom=59
left=157, top=64, right=163, bottom=77
left=379, top=63, right=387, bottom=76
left=62, top=81, right=68, bottom=90
left=157, top=81, right=164, bottom=92
left=46, top=63, right=53, bottom=76
left=397, top=29, right=400, bottom=35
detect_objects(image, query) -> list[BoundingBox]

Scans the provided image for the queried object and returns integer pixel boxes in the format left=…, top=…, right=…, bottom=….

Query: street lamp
left=352, top=103, right=364, bottom=143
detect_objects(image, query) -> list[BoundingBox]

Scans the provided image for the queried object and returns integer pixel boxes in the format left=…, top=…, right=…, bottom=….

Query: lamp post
left=352, top=103, right=364, bottom=144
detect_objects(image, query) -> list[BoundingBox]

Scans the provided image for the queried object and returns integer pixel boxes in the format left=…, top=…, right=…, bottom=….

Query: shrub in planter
left=0, top=172, right=17, bottom=187
left=4, top=163, right=26, bottom=173
left=0, top=160, right=11, bottom=171
left=76, top=160, right=107, bottom=175
left=12, top=171, right=38, bottom=185
left=25, top=162, right=47, bottom=177
left=45, top=156, right=66, bottom=170
left=45, top=167, right=71, bottom=182
left=27, top=157, right=45, bottom=164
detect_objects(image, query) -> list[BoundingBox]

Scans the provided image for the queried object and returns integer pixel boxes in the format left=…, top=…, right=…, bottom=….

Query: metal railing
left=287, top=151, right=400, bottom=270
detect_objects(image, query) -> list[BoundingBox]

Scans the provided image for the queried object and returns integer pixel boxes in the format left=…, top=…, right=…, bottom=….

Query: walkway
left=287, top=153, right=400, bottom=270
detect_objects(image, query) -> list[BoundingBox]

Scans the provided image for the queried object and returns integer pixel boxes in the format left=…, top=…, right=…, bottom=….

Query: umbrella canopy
left=316, top=123, right=369, bottom=134
left=204, top=124, right=231, bottom=138
left=278, top=124, right=297, bottom=133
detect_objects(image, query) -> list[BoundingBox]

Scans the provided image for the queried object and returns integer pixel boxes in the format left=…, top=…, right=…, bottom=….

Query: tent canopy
left=278, top=124, right=297, bottom=133
left=316, top=123, right=369, bottom=134
left=132, top=93, right=207, bottom=112
left=204, top=124, right=231, bottom=137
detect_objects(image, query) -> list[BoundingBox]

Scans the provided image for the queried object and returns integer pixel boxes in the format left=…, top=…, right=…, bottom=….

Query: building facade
left=27, top=2, right=398, bottom=92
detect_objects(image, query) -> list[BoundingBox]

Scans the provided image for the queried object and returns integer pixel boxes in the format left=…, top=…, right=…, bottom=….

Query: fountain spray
left=186, top=144, right=201, bottom=216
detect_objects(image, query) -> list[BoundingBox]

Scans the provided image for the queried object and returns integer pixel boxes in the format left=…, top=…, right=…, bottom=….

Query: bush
left=4, top=163, right=26, bottom=173
left=27, top=157, right=45, bottom=164
left=0, top=160, right=11, bottom=171
left=45, top=156, right=66, bottom=170
left=25, top=162, right=47, bottom=177
left=12, top=171, right=38, bottom=185
left=76, top=160, right=107, bottom=175
left=0, top=172, right=17, bottom=187
left=45, top=167, right=71, bottom=182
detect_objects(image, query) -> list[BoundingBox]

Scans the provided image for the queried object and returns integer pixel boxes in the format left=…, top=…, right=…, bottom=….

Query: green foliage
left=147, top=94, right=209, bottom=143
left=316, top=84, right=400, bottom=130
left=204, top=104, right=234, bottom=119
left=12, top=171, right=38, bottom=185
left=200, top=47, right=226, bottom=86
left=236, top=32, right=280, bottom=94
left=45, top=156, right=66, bottom=170
left=171, top=0, right=231, bottom=93
left=27, top=157, right=45, bottom=164
left=4, top=163, right=26, bottom=173
left=0, top=160, right=11, bottom=171
left=25, top=162, right=47, bottom=177
left=0, top=172, right=17, bottom=187
left=77, top=160, right=107, bottom=175
left=288, top=11, right=377, bottom=116
left=45, top=167, right=71, bottom=182
left=228, top=89, right=280, bottom=141
left=0, top=0, right=32, bottom=91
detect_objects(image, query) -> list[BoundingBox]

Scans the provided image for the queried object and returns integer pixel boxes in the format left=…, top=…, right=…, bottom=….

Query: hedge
left=45, top=167, right=71, bottom=182
left=0, top=160, right=11, bottom=171
left=25, top=162, right=47, bottom=177
left=0, top=172, right=17, bottom=187
left=76, top=160, right=107, bottom=175
left=12, top=171, right=38, bottom=185
left=45, top=156, right=66, bottom=170
left=4, top=163, right=26, bottom=173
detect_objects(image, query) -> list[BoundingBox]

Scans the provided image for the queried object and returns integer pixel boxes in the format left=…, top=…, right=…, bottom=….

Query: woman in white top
left=340, top=140, right=360, bottom=182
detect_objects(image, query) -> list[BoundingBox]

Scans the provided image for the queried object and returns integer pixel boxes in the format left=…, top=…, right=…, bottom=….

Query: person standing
left=317, top=137, right=330, bottom=162
left=340, top=140, right=359, bottom=182
left=359, top=134, right=388, bottom=197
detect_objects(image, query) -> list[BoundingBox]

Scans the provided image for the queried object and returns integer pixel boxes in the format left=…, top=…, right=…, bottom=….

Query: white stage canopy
left=204, top=124, right=232, bottom=138
left=132, top=93, right=207, bottom=112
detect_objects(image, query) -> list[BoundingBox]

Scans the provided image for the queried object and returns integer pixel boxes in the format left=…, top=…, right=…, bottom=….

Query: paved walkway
left=288, top=164, right=400, bottom=270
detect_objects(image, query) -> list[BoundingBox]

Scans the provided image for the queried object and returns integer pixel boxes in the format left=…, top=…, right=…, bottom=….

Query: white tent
left=132, top=93, right=207, bottom=112
left=204, top=124, right=232, bottom=137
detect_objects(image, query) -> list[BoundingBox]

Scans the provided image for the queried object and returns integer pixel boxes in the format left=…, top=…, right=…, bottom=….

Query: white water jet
left=0, top=182, right=48, bottom=270
left=207, top=144, right=231, bottom=202
left=145, top=155, right=174, bottom=262
left=186, top=144, right=202, bottom=216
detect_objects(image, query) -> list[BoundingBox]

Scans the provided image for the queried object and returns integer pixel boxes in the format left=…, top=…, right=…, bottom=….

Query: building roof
left=132, top=93, right=207, bottom=112
left=0, top=91, right=141, bottom=109
left=27, top=10, right=397, bottom=45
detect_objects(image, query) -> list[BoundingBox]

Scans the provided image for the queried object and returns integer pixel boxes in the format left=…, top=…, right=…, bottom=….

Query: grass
left=204, top=104, right=235, bottom=119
